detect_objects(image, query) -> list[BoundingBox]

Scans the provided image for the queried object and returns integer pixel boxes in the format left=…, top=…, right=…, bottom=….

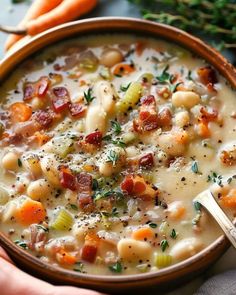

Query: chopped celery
left=52, top=136, right=74, bottom=158
left=136, top=263, right=148, bottom=272
left=116, top=82, right=142, bottom=113
left=154, top=253, right=172, bottom=268
left=99, top=66, right=112, bottom=80
left=51, top=209, right=74, bottom=231
left=121, top=132, right=137, bottom=144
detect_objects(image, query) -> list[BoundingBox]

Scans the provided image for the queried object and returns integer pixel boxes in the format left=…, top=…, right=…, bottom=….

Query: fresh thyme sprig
left=128, top=0, right=236, bottom=50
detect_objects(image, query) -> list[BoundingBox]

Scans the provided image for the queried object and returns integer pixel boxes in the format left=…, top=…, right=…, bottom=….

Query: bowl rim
left=0, top=16, right=233, bottom=283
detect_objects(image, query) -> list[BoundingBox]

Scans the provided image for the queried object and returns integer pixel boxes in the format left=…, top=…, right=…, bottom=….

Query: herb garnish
left=192, top=201, right=202, bottom=225
left=18, top=158, right=22, bottom=167
left=111, top=121, right=122, bottom=135
left=70, top=204, right=78, bottom=210
left=14, top=240, right=28, bottom=249
left=120, top=82, right=131, bottom=92
left=149, top=223, right=157, bottom=228
left=106, top=150, right=119, bottom=166
left=84, top=88, right=95, bottom=104
left=169, top=82, right=182, bottom=93
left=191, top=161, right=199, bottom=174
left=170, top=228, right=177, bottom=239
left=94, top=189, right=124, bottom=202
left=109, top=261, right=123, bottom=273
left=160, top=239, right=169, bottom=252
left=156, top=65, right=171, bottom=83
left=73, top=262, right=84, bottom=272
left=207, top=171, right=223, bottom=187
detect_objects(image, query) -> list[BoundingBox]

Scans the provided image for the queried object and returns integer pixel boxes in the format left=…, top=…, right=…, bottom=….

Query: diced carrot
left=168, top=201, right=186, bottom=220
left=9, top=102, right=32, bottom=123
left=197, top=121, right=211, bottom=138
left=132, top=227, right=155, bottom=241
left=113, top=63, right=135, bottom=76
left=15, top=199, right=46, bottom=226
left=57, top=250, right=77, bottom=265
left=81, top=232, right=99, bottom=263
left=82, top=164, right=94, bottom=173
left=175, top=130, right=189, bottom=144
left=220, top=189, right=236, bottom=208
left=34, top=131, right=51, bottom=146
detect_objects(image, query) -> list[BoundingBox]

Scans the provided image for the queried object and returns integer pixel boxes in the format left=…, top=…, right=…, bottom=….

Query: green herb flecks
left=106, top=150, right=119, bottom=166
left=14, top=240, right=28, bottom=249
left=170, top=228, right=177, bottom=239
left=18, top=158, right=22, bottom=167
left=160, top=239, right=169, bottom=252
left=84, top=88, right=95, bottom=105
left=69, top=204, right=78, bottom=210
left=73, top=262, right=84, bottom=272
left=109, top=261, right=123, bottom=273
left=192, top=201, right=202, bottom=225
left=191, top=161, right=199, bottom=174
left=120, top=82, right=131, bottom=92
left=149, top=223, right=158, bottom=228
left=207, top=171, right=223, bottom=187
left=156, top=65, right=171, bottom=83
left=111, top=121, right=122, bottom=135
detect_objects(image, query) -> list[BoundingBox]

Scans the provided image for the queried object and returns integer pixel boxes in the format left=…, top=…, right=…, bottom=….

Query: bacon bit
left=121, top=174, right=158, bottom=200
left=69, top=103, right=86, bottom=118
left=85, top=131, right=103, bottom=145
left=53, top=63, right=62, bottom=71
left=133, top=95, right=159, bottom=132
left=23, top=83, right=35, bottom=101
left=36, top=76, right=50, bottom=97
left=200, top=107, right=218, bottom=123
left=139, top=153, right=154, bottom=169
left=157, top=87, right=171, bottom=99
left=197, top=66, right=218, bottom=86
left=220, top=150, right=236, bottom=166
left=77, top=173, right=93, bottom=208
left=34, top=131, right=51, bottom=146
left=33, top=110, right=53, bottom=129
left=157, top=108, right=172, bottom=127
left=59, top=171, right=77, bottom=191
left=81, top=233, right=99, bottom=263
left=51, top=87, right=70, bottom=113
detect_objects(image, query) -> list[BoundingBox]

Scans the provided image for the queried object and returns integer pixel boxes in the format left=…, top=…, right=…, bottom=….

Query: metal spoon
left=194, top=189, right=236, bottom=249
left=0, top=24, right=26, bottom=35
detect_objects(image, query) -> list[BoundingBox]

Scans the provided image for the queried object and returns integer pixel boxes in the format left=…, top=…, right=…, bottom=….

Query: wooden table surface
left=0, top=1, right=235, bottom=295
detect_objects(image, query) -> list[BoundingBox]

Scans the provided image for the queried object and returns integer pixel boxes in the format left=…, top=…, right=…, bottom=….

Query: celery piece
left=51, top=209, right=74, bottom=231
left=121, top=132, right=137, bottom=144
left=154, top=253, right=172, bottom=268
left=116, top=82, right=142, bottom=113
left=53, top=137, right=74, bottom=158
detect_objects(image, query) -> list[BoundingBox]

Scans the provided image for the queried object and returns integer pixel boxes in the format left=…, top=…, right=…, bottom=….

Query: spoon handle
left=0, top=25, right=26, bottom=35
left=195, top=190, right=236, bottom=249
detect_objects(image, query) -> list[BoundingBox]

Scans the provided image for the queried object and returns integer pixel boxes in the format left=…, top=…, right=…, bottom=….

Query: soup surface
left=0, top=35, right=236, bottom=275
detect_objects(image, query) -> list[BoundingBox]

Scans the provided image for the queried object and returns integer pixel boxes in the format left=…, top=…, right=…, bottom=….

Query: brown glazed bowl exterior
left=0, top=17, right=236, bottom=293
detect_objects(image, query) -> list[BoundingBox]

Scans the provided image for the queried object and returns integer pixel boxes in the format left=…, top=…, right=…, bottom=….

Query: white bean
left=27, top=179, right=52, bottom=200
left=158, top=130, right=186, bottom=157
left=93, top=81, right=116, bottom=113
left=2, top=152, right=19, bottom=171
left=0, top=185, right=9, bottom=205
left=172, top=91, right=200, bottom=109
left=100, top=48, right=123, bottom=67
left=117, top=238, right=152, bottom=261
left=170, top=237, right=203, bottom=260
left=174, top=111, right=190, bottom=128
left=40, top=154, right=60, bottom=186
left=85, top=105, right=107, bottom=134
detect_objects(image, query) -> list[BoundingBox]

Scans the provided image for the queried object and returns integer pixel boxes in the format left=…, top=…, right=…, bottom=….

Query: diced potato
left=40, top=154, right=60, bottom=186
left=0, top=185, right=10, bottom=205
left=174, top=111, right=190, bottom=128
left=85, top=105, right=107, bottom=134
left=22, top=153, right=42, bottom=178
left=1, top=201, right=17, bottom=223
left=93, top=81, right=116, bottom=113
left=27, top=179, right=52, bottom=200
left=2, top=152, right=19, bottom=172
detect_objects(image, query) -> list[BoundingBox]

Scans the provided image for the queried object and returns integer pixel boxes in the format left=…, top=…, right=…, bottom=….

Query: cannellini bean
left=98, top=146, right=126, bottom=177
left=157, top=131, right=186, bottom=157
left=100, top=48, right=123, bottom=67
left=0, top=185, right=10, bottom=205
left=85, top=105, right=107, bottom=134
left=22, top=153, right=42, bottom=178
left=174, top=111, right=190, bottom=128
left=93, top=81, right=116, bottom=113
left=40, top=154, right=60, bottom=186
left=2, top=152, right=19, bottom=171
left=172, top=91, right=200, bottom=109
left=117, top=238, right=152, bottom=261
left=125, top=146, right=139, bottom=158
left=170, top=237, right=203, bottom=260
left=27, top=179, right=52, bottom=200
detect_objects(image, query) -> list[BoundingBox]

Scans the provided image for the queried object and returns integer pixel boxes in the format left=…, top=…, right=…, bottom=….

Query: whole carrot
left=26, top=0, right=98, bottom=36
left=5, top=0, right=63, bottom=51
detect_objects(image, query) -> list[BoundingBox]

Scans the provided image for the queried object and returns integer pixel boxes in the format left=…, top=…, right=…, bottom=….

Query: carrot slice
left=220, top=189, right=236, bottom=208
left=9, top=102, right=32, bottom=123
left=15, top=199, right=46, bottom=226
left=113, top=63, right=135, bottom=76
left=132, top=227, right=155, bottom=241
left=197, top=121, right=211, bottom=138
left=57, top=250, right=77, bottom=265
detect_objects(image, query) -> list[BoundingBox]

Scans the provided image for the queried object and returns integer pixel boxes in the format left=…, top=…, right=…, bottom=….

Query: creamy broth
left=0, top=34, right=235, bottom=275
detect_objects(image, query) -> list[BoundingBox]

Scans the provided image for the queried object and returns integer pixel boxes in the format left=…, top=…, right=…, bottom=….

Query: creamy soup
left=0, top=34, right=235, bottom=275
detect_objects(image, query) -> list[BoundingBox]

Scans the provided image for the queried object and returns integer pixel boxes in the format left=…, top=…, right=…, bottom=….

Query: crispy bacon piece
left=139, top=153, right=154, bottom=169
left=85, top=131, right=103, bottom=145
left=157, top=108, right=172, bottom=127
left=77, top=173, right=93, bottom=208
left=120, top=174, right=158, bottom=201
left=69, top=103, right=86, bottom=118
left=59, top=170, right=77, bottom=191
left=51, top=87, right=70, bottom=113
left=220, top=150, right=236, bottom=166
left=33, top=110, right=53, bottom=129
left=81, top=233, right=99, bottom=263
left=197, top=66, right=218, bottom=86
left=36, top=76, right=50, bottom=97
left=200, top=107, right=218, bottom=123
left=133, top=95, right=159, bottom=132
left=23, top=83, right=35, bottom=101
left=23, top=76, right=50, bottom=101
